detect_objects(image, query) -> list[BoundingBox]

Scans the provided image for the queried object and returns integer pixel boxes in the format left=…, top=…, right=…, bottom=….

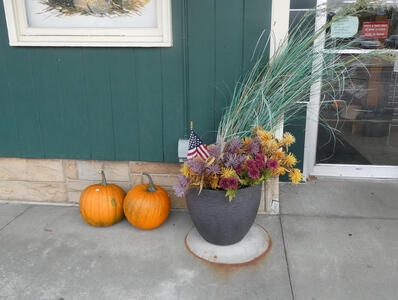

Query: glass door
left=304, top=0, right=398, bottom=178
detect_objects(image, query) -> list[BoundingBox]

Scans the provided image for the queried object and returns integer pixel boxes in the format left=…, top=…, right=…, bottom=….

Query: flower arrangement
left=174, top=127, right=302, bottom=201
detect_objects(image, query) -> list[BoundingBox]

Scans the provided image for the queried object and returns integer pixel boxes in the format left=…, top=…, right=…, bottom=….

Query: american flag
left=187, top=130, right=209, bottom=160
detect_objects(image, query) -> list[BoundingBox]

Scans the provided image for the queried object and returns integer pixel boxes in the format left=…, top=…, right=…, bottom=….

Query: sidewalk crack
left=279, top=214, right=295, bottom=300
left=0, top=205, right=32, bottom=233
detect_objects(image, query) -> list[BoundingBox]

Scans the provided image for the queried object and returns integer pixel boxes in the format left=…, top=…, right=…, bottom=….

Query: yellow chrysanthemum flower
left=272, top=151, right=285, bottom=160
left=273, top=166, right=286, bottom=176
left=221, top=167, right=236, bottom=178
left=190, top=175, right=201, bottom=186
left=269, top=140, right=279, bottom=151
left=210, top=176, right=219, bottom=189
left=283, top=132, right=296, bottom=146
left=242, top=136, right=252, bottom=147
left=252, top=126, right=264, bottom=135
left=260, top=139, right=269, bottom=149
left=180, top=163, right=190, bottom=177
left=284, top=153, right=297, bottom=167
left=289, top=169, right=302, bottom=184
left=257, top=130, right=272, bottom=143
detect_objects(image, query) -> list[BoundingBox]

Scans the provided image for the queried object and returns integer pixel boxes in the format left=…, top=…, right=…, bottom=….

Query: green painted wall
left=0, top=0, right=272, bottom=162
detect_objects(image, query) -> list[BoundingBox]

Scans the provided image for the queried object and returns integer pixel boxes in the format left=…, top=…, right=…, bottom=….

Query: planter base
left=185, top=224, right=271, bottom=265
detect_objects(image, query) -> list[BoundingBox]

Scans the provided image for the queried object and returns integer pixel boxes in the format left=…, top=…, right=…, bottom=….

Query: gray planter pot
left=186, top=184, right=262, bottom=246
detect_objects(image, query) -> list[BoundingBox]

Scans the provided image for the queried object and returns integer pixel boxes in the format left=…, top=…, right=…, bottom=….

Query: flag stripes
left=187, top=130, right=209, bottom=160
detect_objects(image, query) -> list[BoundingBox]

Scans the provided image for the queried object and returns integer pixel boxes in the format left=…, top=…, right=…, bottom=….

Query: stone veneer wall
left=0, top=158, right=279, bottom=214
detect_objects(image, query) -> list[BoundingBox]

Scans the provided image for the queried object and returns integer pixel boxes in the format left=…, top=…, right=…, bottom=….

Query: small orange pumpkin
left=124, top=172, right=171, bottom=230
left=79, top=170, right=125, bottom=227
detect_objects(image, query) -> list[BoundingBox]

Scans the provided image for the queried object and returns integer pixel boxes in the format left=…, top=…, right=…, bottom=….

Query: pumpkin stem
left=142, top=172, right=157, bottom=192
left=99, top=169, right=108, bottom=186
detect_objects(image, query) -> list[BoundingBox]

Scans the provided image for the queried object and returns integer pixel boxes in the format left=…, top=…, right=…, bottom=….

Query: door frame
left=302, top=0, right=398, bottom=179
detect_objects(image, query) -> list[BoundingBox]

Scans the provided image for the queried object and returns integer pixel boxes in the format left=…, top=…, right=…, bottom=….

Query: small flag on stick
left=187, top=122, right=209, bottom=160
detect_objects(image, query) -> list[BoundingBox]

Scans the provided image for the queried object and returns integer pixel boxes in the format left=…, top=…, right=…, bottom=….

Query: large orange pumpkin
left=124, top=172, right=171, bottom=230
left=79, top=170, right=125, bottom=227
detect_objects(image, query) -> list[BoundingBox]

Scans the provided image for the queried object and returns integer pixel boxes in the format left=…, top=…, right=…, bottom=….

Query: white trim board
left=270, top=0, right=290, bottom=140
left=312, top=164, right=398, bottom=179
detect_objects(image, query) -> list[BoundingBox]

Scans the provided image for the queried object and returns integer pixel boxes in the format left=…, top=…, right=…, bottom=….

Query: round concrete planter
left=186, top=184, right=262, bottom=246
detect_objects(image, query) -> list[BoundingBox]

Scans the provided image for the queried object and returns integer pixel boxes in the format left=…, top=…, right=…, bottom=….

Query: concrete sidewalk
left=0, top=178, right=398, bottom=300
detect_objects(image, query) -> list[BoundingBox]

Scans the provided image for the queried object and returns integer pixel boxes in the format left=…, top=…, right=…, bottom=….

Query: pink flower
left=255, top=153, right=265, bottom=170
left=246, top=159, right=257, bottom=170
left=219, top=178, right=229, bottom=190
left=266, top=159, right=279, bottom=170
left=227, top=177, right=239, bottom=189
left=220, top=177, right=239, bottom=190
left=248, top=167, right=260, bottom=179
left=235, top=164, right=243, bottom=175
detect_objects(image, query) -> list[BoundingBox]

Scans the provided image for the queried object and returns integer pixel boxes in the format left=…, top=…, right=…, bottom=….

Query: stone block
left=113, top=182, right=132, bottom=194
left=77, top=160, right=103, bottom=180
left=67, top=180, right=98, bottom=193
left=0, top=181, right=67, bottom=202
left=67, top=180, right=131, bottom=194
left=0, top=158, right=64, bottom=182
left=131, top=174, right=179, bottom=188
left=68, top=191, right=81, bottom=204
left=165, top=188, right=187, bottom=209
left=63, top=160, right=78, bottom=180
left=130, top=161, right=181, bottom=175
left=103, top=161, right=129, bottom=182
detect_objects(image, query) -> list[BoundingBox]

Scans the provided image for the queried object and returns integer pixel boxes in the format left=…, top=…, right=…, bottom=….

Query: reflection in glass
left=316, top=56, right=398, bottom=165
left=326, top=1, right=398, bottom=49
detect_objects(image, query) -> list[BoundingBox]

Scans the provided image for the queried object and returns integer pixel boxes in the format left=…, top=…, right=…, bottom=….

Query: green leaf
left=239, top=177, right=250, bottom=186
left=225, top=189, right=237, bottom=202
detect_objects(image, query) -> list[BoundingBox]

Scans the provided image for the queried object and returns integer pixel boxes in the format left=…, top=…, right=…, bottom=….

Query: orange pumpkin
left=79, top=170, right=125, bottom=227
left=124, top=172, right=171, bottom=230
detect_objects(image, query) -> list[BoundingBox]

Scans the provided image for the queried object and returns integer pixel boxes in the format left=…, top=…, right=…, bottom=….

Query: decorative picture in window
left=41, top=0, right=151, bottom=16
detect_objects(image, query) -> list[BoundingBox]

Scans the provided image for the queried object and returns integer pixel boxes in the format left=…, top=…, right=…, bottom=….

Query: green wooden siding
left=0, top=0, right=272, bottom=162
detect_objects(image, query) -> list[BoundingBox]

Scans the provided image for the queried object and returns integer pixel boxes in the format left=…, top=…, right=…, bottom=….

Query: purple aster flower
left=236, top=154, right=246, bottom=164
left=246, top=159, right=257, bottom=170
left=205, top=164, right=220, bottom=174
left=224, top=153, right=246, bottom=169
left=266, top=159, right=279, bottom=170
left=226, top=137, right=243, bottom=153
left=247, top=138, right=261, bottom=155
left=255, top=153, right=266, bottom=170
left=219, top=178, right=229, bottom=190
left=227, top=177, right=239, bottom=189
left=186, top=159, right=205, bottom=174
left=173, top=183, right=187, bottom=197
left=177, top=174, right=189, bottom=188
left=208, top=144, right=221, bottom=159
left=248, top=167, right=260, bottom=179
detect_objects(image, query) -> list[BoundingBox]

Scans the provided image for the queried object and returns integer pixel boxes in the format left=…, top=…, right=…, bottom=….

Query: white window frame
left=303, top=0, right=398, bottom=179
left=2, top=0, right=173, bottom=47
